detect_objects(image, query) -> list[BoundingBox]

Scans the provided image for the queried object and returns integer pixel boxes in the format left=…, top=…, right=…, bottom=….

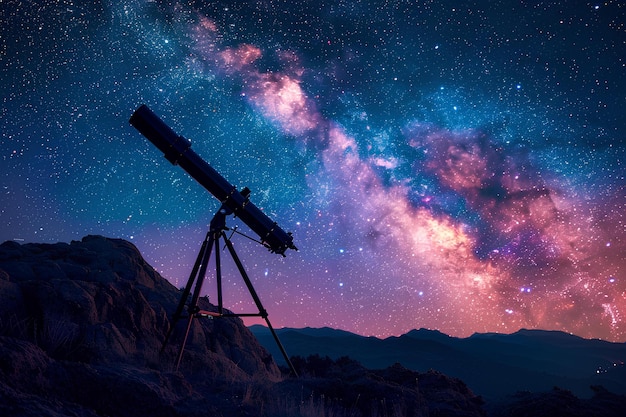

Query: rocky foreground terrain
left=0, top=235, right=623, bottom=416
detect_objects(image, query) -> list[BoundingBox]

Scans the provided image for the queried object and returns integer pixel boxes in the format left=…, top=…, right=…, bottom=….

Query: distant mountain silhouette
left=250, top=325, right=626, bottom=400
left=0, top=236, right=490, bottom=417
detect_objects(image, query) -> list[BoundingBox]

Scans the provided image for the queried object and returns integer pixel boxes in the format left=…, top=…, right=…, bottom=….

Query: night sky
left=2, top=1, right=625, bottom=342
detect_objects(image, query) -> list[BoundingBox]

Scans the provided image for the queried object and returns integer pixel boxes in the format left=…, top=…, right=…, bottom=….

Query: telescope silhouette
left=129, top=105, right=298, bottom=375
left=129, top=104, right=297, bottom=256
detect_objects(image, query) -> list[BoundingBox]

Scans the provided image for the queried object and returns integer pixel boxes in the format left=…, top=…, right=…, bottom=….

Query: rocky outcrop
left=0, top=235, right=279, bottom=379
left=0, top=235, right=283, bottom=416
left=282, top=357, right=486, bottom=417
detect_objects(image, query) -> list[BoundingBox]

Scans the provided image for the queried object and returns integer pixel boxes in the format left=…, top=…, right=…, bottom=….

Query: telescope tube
left=130, top=104, right=296, bottom=255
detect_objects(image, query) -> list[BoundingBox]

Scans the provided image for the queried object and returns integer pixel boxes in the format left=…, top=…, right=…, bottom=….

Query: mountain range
left=250, top=325, right=626, bottom=400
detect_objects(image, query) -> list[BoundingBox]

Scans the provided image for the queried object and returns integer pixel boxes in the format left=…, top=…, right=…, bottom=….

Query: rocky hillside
left=0, top=235, right=489, bottom=417
left=0, top=235, right=278, bottom=375
left=0, top=236, right=279, bottom=416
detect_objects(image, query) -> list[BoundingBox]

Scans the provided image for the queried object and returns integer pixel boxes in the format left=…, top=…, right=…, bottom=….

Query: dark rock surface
left=0, top=236, right=278, bottom=378
left=0, top=236, right=280, bottom=416
left=284, top=357, right=486, bottom=417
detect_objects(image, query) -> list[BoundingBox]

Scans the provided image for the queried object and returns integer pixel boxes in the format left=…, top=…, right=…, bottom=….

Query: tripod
left=161, top=204, right=297, bottom=376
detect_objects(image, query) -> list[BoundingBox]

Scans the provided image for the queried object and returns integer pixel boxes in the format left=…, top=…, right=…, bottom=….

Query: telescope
left=129, top=104, right=296, bottom=256
left=129, top=105, right=298, bottom=375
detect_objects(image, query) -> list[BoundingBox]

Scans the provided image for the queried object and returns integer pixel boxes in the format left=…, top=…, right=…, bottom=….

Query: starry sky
left=2, top=0, right=625, bottom=342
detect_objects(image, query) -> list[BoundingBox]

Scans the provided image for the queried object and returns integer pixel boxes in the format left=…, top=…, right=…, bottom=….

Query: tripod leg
left=222, top=236, right=298, bottom=376
left=265, top=317, right=298, bottom=377
left=174, top=233, right=216, bottom=371
left=215, top=233, right=223, bottom=315
left=175, top=305, right=196, bottom=372
left=223, top=236, right=266, bottom=315
left=162, top=231, right=211, bottom=353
